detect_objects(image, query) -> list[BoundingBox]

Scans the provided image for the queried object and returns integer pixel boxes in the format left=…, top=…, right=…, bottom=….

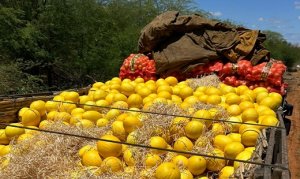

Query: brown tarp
left=138, top=11, right=269, bottom=74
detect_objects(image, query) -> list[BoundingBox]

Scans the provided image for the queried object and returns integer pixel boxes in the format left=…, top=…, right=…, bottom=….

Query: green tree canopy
left=0, top=0, right=299, bottom=94
left=263, top=30, right=300, bottom=67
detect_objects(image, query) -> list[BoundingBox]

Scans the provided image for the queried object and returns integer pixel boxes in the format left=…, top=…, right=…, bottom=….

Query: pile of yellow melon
left=0, top=75, right=282, bottom=178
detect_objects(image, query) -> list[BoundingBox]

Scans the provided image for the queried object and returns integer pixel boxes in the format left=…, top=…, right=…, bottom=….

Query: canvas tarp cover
left=138, top=11, right=269, bottom=75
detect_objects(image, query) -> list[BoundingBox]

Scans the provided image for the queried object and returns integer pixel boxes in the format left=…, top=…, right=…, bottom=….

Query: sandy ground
left=285, top=71, right=300, bottom=179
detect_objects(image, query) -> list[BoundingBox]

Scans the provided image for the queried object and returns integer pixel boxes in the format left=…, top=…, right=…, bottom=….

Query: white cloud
left=283, top=32, right=300, bottom=44
left=298, top=16, right=300, bottom=20
left=259, top=18, right=283, bottom=25
left=258, top=17, right=264, bottom=21
left=251, top=24, right=257, bottom=28
left=269, top=18, right=282, bottom=24
left=257, top=17, right=283, bottom=25
left=210, top=11, right=222, bottom=17
left=295, top=1, right=300, bottom=9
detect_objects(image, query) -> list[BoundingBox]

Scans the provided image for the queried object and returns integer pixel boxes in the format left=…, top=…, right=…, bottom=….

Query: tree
left=2, top=0, right=298, bottom=95
left=263, top=30, right=300, bottom=67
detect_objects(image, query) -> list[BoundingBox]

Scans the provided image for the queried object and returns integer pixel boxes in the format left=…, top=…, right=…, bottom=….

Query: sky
left=194, top=0, right=300, bottom=45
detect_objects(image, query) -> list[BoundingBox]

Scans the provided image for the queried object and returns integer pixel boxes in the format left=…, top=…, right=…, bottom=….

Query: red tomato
left=119, top=54, right=156, bottom=81
left=237, top=60, right=252, bottom=76
left=221, top=63, right=235, bottom=75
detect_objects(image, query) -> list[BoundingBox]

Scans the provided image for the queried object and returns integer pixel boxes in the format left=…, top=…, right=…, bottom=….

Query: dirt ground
left=285, top=71, right=300, bottom=179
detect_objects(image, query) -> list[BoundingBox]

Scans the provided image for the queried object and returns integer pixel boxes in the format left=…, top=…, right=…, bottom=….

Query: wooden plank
left=280, top=128, right=290, bottom=178
left=0, top=86, right=91, bottom=128
left=262, top=128, right=274, bottom=179
left=0, top=115, right=18, bottom=128
left=265, top=111, right=290, bottom=179
left=0, top=110, right=18, bottom=116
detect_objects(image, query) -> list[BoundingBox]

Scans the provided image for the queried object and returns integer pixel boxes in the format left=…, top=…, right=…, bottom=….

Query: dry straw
left=187, top=74, right=221, bottom=90
left=0, top=76, right=268, bottom=178
left=127, top=102, right=187, bottom=178
left=0, top=102, right=234, bottom=178
left=0, top=121, right=108, bottom=179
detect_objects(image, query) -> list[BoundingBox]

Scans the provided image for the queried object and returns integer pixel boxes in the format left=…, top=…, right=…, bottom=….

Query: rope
left=0, top=123, right=289, bottom=171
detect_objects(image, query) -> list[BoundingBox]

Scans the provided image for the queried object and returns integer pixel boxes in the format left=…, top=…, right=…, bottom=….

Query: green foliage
left=0, top=0, right=198, bottom=94
left=0, top=7, right=25, bottom=58
left=263, top=30, right=300, bottom=67
left=1, top=0, right=299, bottom=95
left=0, top=62, right=45, bottom=94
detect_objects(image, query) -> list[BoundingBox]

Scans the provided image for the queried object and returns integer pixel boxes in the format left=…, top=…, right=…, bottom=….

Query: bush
left=0, top=63, right=46, bottom=94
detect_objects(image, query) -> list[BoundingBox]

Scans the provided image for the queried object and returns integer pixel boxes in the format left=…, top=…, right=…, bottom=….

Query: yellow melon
left=30, top=100, right=46, bottom=116
left=188, top=156, right=207, bottom=175
left=155, top=162, right=181, bottom=179
left=21, top=109, right=41, bottom=126
left=97, top=135, right=122, bottom=158
left=101, top=156, right=123, bottom=173
left=145, top=153, right=162, bottom=168
left=173, top=137, right=193, bottom=157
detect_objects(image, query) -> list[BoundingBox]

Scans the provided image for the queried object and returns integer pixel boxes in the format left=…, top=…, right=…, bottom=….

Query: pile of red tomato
left=119, top=54, right=287, bottom=94
left=119, top=54, right=156, bottom=81
left=190, top=59, right=287, bottom=95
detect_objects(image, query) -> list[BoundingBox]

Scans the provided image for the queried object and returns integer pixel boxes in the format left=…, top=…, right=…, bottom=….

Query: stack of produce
left=0, top=75, right=282, bottom=178
left=119, top=53, right=287, bottom=95
left=217, top=60, right=287, bottom=95
left=119, top=54, right=156, bottom=81
left=177, top=59, right=287, bottom=95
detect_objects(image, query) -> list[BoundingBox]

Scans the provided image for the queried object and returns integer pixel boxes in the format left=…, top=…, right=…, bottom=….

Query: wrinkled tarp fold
left=138, top=11, right=269, bottom=74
